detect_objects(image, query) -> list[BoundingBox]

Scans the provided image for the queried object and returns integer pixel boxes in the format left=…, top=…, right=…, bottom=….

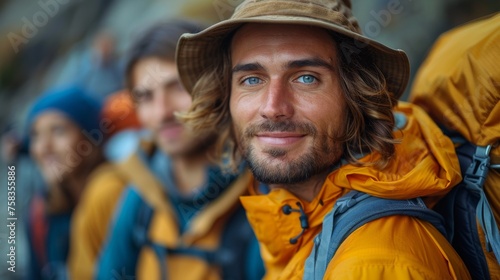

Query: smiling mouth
left=256, top=132, right=306, bottom=146
left=159, top=123, right=184, bottom=138
left=41, top=155, right=59, bottom=164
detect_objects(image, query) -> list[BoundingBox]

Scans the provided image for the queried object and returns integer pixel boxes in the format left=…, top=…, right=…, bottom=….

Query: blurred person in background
left=25, top=86, right=116, bottom=280
left=70, top=19, right=264, bottom=280
left=73, top=31, right=124, bottom=102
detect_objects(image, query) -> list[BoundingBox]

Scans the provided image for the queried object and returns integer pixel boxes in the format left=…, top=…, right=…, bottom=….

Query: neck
left=46, top=154, right=103, bottom=213
left=47, top=172, right=88, bottom=213
left=171, top=154, right=210, bottom=195
left=269, top=169, right=330, bottom=202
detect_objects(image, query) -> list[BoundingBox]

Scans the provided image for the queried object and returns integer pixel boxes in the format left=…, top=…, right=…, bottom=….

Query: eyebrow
left=231, top=58, right=335, bottom=75
left=163, top=77, right=182, bottom=88
left=287, top=58, right=336, bottom=72
left=131, top=88, right=150, bottom=101
left=131, top=76, right=180, bottom=96
left=232, top=63, right=265, bottom=74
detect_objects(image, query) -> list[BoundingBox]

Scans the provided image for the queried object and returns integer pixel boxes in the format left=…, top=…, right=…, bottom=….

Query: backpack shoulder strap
left=217, top=205, right=264, bottom=280
left=434, top=141, right=499, bottom=279
left=116, top=150, right=176, bottom=217
left=96, top=187, right=155, bottom=280
left=304, top=191, right=447, bottom=280
left=463, top=144, right=500, bottom=262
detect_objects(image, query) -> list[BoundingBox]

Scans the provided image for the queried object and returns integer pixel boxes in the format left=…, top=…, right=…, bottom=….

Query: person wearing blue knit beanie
left=27, top=86, right=106, bottom=187
left=25, top=86, right=110, bottom=280
left=27, top=87, right=102, bottom=138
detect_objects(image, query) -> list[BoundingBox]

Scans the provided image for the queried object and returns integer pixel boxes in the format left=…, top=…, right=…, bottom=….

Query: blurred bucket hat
left=176, top=0, right=410, bottom=99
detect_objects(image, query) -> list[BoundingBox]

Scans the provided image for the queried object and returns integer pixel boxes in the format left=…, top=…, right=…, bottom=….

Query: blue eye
left=243, top=77, right=262, bottom=85
left=297, top=75, right=316, bottom=84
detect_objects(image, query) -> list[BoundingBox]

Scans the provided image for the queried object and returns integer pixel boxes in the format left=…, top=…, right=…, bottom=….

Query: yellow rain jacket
left=132, top=160, right=256, bottom=280
left=241, top=102, right=471, bottom=279
left=91, top=142, right=263, bottom=280
left=410, top=13, right=500, bottom=278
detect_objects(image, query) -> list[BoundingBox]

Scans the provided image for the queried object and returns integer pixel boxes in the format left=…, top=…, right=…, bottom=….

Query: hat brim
left=177, top=15, right=410, bottom=100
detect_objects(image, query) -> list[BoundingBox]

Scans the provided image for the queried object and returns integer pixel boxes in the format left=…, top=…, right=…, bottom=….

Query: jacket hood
left=331, top=102, right=462, bottom=205
left=409, top=13, right=500, bottom=163
left=240, top=102, right=462, bottom=278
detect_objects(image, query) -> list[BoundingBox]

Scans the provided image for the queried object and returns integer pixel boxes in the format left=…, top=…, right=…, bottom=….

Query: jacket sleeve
left=67, top=164, right=126, bottom=280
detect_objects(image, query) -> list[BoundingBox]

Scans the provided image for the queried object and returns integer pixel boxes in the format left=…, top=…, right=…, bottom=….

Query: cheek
left=229, top=100, right=244, bottom=138
left=229, top=98, right=237, bottom=122
left=136, top=105, right=154, bottom=129
left=56, top=131, right=82, bottom=152
left=30, top=141, right=44, bottom=162
left=324, top=104, right=346, bottom=138
left=177, top=93, right=193, bottom=112
left=300, top=95, right=345, bottom=133
left=229, top=95, right=253, bottom=128
left=228, top=97, right=241, bottom=139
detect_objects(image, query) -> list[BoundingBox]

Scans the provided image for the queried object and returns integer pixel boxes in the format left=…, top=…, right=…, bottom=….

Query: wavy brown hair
left=178, top=31, right=398, bottom=171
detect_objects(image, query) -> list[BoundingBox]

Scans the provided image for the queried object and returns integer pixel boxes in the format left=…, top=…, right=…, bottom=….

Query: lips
left=40, top=155, right=60, bottom=165
left=256, top=132, right=306, bottom=145
left=159, top=123, right=184, bottom=140
left=38, top=155, right=63, bottom=176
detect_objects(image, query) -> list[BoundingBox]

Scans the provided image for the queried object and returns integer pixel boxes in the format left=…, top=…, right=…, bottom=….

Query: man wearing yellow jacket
left=176, top=0, right=471, bottom=279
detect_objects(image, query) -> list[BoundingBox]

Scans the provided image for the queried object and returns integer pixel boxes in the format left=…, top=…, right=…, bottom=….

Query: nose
left=154, top=90, right=175, bottom=122
left=31, top=132, right=53, bottom=159
left=259, top=79, right=294, bottom=121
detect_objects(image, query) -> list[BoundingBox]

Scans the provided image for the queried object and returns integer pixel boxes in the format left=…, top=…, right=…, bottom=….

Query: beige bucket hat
left=176, top=0, right=410, bottom=99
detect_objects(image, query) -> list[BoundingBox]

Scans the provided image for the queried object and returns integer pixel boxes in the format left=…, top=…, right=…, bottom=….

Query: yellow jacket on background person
left=410, top=13, right=500, bottom=278
left=240, top=102, right=471, bottom=280
left=67, top=163, right=127, bottom=279
left=94, top=143, right=264, bottom=280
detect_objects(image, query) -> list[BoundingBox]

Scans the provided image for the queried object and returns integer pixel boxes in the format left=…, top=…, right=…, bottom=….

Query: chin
left=42, top=171, right=65, bottom=185
left=158, top=142, right=187, bottom=157
left=159, top=134, right=210, bottom=157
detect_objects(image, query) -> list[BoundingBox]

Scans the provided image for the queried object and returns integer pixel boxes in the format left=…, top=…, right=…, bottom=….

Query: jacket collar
left=240, top=175, right=348, bottom=272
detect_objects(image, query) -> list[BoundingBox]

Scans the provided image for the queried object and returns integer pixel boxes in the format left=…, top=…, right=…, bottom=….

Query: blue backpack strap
left=434, top=142, right=498, bottom=280
left=217, top=205, right=265, bottom=280
left=463, top=145, right=500, bottom=258
left=96, top=187, right=153, bottom=280
left=148, top=205, right=265, bottom=280
left=304, top=191, right=447, bottom=280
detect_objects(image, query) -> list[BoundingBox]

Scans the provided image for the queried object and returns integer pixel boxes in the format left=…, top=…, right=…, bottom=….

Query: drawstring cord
left=282, top=202, right=309, bottom=244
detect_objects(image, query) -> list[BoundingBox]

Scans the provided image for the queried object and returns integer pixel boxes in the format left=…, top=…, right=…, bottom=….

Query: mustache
left=243, top=120, right=317, bottom=137
left=158, top=117, right=182, bottom=129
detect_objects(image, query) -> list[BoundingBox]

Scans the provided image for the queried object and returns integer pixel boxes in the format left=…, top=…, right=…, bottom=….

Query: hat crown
left=232, top=0, right=361, bottom=34
left=176, top=0, right=410, bottom=99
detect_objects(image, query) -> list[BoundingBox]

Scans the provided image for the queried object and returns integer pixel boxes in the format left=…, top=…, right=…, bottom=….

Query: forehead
left=131, top=57, right=178, bottom=86
left=230, top=23, right=338, bottom=60
left=32, top=111, right=75, bottom=130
